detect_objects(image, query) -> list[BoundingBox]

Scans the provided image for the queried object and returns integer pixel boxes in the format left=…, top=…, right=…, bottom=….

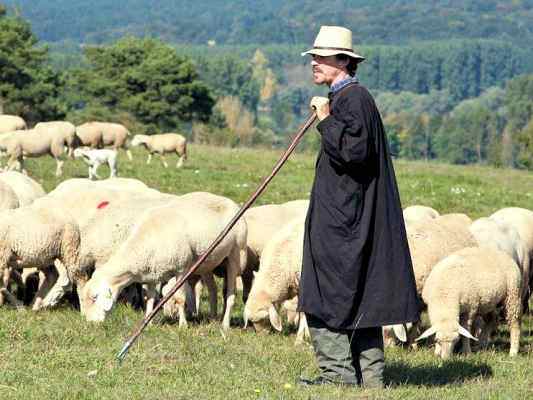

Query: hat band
left=313, top=46, right=354, bottom=52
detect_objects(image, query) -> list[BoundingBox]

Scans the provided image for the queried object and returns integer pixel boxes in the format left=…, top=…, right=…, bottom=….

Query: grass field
left=1, top=144, right=532, bottom=399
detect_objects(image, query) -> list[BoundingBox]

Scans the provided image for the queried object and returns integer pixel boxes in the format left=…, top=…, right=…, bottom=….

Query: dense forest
left=4, top=0, right=533, bottom=46
left=1, top=1, right=532, bottom=169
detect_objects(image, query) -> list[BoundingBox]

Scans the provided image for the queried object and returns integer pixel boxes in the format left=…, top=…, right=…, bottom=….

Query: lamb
left=130, top=133, right=187, bottom=168
left=0, top=198, right=80, bottom=310
left=75, top=122, right=132, bottom=160
left=490, top=207, right=533, bottom=308
left=73, top=148, right=118, bottom=179
left=80, top=192, right=247, bottom=331
left=243, top=216, right=310, bottom=344
left=0, top=115, right=26, bottom=133
left=0, top=171, right=46, bottom=206
left=403, top=205, right=439, bottom=226
left=0, top=128, right=71, bottom=176
left=416, top=247, right=522, bottom=359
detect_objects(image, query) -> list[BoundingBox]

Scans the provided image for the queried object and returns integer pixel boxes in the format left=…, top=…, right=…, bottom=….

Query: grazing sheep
left=0, top=171, right=45, bottom=206
left=34, top=121, right=77, bottom=157
left=75, top=122, right=132, bottom=160
left=403, top=205, right=440, bottom=225
left=0, top=115, right=26, bottom=133
left=244, top=217, right=309, bottom=344
left=130, top=133, right=187, bottom=168
left=416, top=247, right=522, bottom=359
left=73, top=148, right=118, bottom=179
left=241, top=200, right=308, bottom=301
left=385, top=217, right=478, bottom=345
left=80, top=192, right=247, bottom=331
left=0, top=198, right=80, bottom=310
left=0, top=128, right=71, bottom=176
left=490, top=207, right=533, bottom=308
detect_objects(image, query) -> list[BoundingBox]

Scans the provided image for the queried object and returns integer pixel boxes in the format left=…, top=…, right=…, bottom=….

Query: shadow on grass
left=385, top=359, right=492, bottom=387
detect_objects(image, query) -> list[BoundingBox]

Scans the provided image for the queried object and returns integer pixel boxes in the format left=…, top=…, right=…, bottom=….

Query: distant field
left=0, top=144, right=532, bottom=399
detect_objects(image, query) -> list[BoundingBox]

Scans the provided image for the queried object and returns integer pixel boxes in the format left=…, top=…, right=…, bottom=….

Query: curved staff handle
left=117, top=112, right=317, bottom=363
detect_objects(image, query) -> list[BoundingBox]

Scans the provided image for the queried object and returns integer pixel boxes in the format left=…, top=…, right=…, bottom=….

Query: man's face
left=311, top=55, right=345, bottom=85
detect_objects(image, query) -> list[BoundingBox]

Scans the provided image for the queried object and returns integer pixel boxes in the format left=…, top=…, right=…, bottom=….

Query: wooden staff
left=117, top=112, right=317, bottom=362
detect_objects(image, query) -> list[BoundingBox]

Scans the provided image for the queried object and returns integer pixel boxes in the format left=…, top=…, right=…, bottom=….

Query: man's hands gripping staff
left=310, top=96, right=330, bottom=121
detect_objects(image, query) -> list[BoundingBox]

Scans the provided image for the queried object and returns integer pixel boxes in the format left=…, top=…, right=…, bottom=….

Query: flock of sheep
left=0, top=115, right=187, bottom=177
left=0, top=163, right=531, bottom=361
left=0, top=113, right=531, bottom=362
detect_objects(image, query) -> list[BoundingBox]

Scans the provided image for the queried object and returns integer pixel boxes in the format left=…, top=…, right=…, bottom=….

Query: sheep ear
left=392, top=324, right=408, bottom=342
left=95, top=284, right=114, bottom=312
left=458, top=325, right=478, bottom=341
left=269, top=304, right=282, bottom=332
left=415, top=326, right=437, bottom=342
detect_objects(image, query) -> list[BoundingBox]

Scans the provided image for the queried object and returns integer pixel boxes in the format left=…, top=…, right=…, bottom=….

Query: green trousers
left=306, top=314, right=385, bottom=388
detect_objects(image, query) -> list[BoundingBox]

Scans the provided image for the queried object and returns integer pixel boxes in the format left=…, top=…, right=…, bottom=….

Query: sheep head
left=80, top=276, right=116, bottom=322
left=416, top=323, right=477, bottom=359
left=243, top=290, right=282, bottom=333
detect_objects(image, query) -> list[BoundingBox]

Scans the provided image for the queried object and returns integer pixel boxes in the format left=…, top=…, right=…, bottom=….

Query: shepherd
left=297, top=26, right=420, bottom=388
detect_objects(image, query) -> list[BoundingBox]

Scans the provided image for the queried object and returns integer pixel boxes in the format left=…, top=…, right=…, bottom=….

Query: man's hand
left=310, top=96, right=330, bottom=121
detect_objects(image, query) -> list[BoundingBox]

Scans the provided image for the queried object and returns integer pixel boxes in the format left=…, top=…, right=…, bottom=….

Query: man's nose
left=311, top=59, right=318, bottom=66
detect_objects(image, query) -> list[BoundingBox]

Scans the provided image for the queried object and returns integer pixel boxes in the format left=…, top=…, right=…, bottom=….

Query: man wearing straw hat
left=298, top=26, right=419, bottom=388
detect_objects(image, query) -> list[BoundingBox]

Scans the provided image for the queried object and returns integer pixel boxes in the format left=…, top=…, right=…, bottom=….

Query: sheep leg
left=176, top=153, right=184, bottom=168
left=508, top=318, right=521, bottom=356
left=39, top=260, right=72, bottom=309
left=146, top=153, right=152, bottom=165
left=108, top=158, right=117, bottom=178
left=143, top=283, right=157, bottom=315
left=202, top=273, right=218, bottom=319
left=160, top=154, right=168, bottom=168
left=221, top=248, right=240, bottom=331
left=55, top=159, right=64, bottom=177
left=126, top=149, right=133, bottom=161
left=460, top=313, right=474, bottom=355
left=295, top=313, right=309, bottom=345
left=32, top=267, right=58, bottom=310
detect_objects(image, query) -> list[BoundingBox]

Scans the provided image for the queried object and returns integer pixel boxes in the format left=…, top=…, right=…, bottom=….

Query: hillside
left=3, top=0, right=533, bottom=46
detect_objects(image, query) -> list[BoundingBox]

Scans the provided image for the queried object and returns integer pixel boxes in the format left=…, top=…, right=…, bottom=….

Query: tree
left=0, top=7, right=65, bottom=124
left=70, top=37, right=214, bottom=132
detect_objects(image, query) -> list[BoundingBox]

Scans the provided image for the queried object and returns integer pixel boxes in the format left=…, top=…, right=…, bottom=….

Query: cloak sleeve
left=316, top=95, right=370, bottom=167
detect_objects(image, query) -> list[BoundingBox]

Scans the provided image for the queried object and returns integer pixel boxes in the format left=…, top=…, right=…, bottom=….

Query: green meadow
left=0, top=144, right=532, bottom=399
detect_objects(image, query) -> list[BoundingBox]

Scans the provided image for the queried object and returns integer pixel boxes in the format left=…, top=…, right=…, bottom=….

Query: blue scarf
left=330, top=75, right=359, bottom=94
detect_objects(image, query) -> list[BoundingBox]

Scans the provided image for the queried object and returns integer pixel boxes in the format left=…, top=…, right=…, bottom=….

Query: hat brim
left=301, top=48, right=365, bottom=62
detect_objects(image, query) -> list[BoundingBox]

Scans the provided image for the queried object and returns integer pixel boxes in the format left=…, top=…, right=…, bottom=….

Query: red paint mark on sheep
left=97, top=201, right=110, bottom=209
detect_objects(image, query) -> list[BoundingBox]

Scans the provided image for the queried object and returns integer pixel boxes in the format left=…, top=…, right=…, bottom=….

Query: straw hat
left=302, top=26, right=365, bottom=62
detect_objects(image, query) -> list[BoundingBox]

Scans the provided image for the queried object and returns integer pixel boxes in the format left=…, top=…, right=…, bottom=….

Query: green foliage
left=68, top=37, right=214, bottom=132
left=5, top=0, right=533, bottom=47
left=0, top=10, right=65, bottom=123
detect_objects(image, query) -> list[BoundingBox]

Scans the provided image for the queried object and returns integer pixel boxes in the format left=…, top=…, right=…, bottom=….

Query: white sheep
left=0, top=115, right=26, bottom=133
left=469, top=217, right=529, bottom=303
left=34, top=121, right=77, bottom=157
left=73, top=148, right=118, bottom=179
left=243, top=217, right=310, bottom=345
left=490, top=207, right=533, bottom=308
left=0, top=128, right=72, bottom=176
left=0, top=171, right=45, bottom=206
left=385, top=217, right=478, bottom=345
left=75, top=122, right=133, bottom=160
left=130, top=133, right=187, bottom=168
left=80, top=192, right=247, bottom=331
left=241, top=199, right=308, bottom=301
left=416, top=247, right=522, bottom=359
left=0, top=198, right=80, bottom=310
left=403, top=205, right=440, bottom=226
